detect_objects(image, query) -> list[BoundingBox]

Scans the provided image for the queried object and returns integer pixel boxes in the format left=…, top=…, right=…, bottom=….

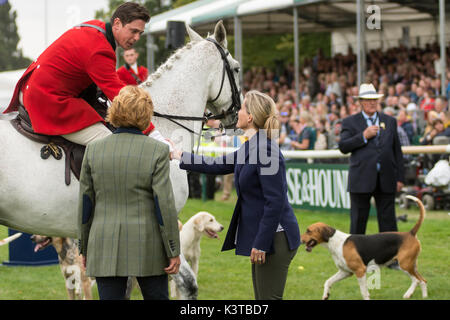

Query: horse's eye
left=234, top=67, right=240, bottom=73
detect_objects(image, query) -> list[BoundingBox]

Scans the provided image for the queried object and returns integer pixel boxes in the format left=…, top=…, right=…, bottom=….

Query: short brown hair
left=111, top=2, right=150, bottom=25
left=106, top=86, right=153, bottom=131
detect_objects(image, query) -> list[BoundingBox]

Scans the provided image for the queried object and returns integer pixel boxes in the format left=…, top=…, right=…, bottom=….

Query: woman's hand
left=171, top=148, right=183, bottom=161
left=250, top=248, right=266, bottom=264
left=164, top=256, right=181, bottom=274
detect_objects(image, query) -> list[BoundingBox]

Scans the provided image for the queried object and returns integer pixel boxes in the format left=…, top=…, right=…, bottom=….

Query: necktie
left=368, top=115, right=380, bottom=146
left=368, top=115, right=381, bottom=171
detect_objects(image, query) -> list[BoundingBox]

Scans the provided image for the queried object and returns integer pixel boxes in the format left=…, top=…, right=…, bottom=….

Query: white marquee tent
left=145, top=0, right=450, bottom=100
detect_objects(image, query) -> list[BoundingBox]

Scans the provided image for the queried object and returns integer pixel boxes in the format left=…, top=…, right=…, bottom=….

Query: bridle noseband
left=152, top=38, right=241, bottom=135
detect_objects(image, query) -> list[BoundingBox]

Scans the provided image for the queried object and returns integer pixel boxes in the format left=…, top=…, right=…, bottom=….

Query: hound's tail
left=406, top=195, right=426, bottom=236
left=0, top=233, right=23, bottom=246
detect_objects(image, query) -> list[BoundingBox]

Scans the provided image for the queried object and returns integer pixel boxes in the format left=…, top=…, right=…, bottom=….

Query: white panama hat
left=357, top=83, right=384, bottom=99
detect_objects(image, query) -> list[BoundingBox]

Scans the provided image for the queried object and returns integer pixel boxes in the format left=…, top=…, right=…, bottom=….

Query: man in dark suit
left=339, top=83, right=405, bottom=235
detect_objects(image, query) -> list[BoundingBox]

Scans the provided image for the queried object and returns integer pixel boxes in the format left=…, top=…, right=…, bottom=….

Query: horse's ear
left=213, top=20, right=227, bottom=48
left=186, top=23, right=203, bottom=42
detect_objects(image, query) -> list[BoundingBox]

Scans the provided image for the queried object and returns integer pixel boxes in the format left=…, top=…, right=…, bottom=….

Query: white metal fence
left=196, top=145, right=450, bottom=159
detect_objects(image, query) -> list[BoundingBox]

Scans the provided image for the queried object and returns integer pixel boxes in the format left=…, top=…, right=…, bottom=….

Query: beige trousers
left=62, top=123, right=112, bottom=146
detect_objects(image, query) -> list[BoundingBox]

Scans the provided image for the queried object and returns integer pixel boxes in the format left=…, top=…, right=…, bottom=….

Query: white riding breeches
left=61, top=123, right=112, bottom=146
left=19, top=90, right=111, bottom=146
left=19, top=90, right=170, bottom=148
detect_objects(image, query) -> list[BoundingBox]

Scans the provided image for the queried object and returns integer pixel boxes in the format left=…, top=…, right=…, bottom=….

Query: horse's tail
left=406, top=195, right=426, bottom=236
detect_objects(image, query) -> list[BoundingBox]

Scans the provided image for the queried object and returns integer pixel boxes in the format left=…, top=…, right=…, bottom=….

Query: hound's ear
left=213, top=20, right=227, bottom=48
left=194, top=216, right=205, bottom=232
left=321, top=226, right=336, bottom=242
left=186, top=23, right=203, bottom=42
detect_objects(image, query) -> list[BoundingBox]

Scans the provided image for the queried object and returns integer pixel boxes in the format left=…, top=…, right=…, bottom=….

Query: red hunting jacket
left=117, top=65, right=149, bottom=85
left=4, top=20, right=154, bottom=135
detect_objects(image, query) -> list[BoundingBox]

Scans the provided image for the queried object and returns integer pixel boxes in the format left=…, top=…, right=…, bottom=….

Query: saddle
left=11, top=106, right=85, bottom=186
left=11, top=84, right=112, bottom=186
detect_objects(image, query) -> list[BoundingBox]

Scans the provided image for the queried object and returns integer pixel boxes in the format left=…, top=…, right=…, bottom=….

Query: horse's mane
left=144, top=41, right=201, bottom=87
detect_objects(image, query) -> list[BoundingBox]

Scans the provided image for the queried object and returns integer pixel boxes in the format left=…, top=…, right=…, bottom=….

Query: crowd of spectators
left=241, top=42, right=450, bottom=152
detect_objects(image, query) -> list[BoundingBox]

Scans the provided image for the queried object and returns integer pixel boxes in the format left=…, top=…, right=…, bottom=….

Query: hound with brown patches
left=31, top=235, right=94, bottom=300
left=301, top=195, right=427, bottom=300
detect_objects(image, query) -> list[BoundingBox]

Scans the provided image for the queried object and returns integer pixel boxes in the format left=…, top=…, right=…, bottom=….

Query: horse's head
left=187, top=21, right=242, bottom=130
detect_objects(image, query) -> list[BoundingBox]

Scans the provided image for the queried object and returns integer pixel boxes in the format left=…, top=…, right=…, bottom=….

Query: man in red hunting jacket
left=3, top=2, right=161, bottom=145
left=117, top=48, right=149, bottom=85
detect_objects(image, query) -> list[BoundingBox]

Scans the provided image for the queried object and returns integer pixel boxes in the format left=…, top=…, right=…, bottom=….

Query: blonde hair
left=245, top=90, right=280, bottom=139
left=299, top=111, right=313, bottom=126
left=106, top=85, right=153, bottom=131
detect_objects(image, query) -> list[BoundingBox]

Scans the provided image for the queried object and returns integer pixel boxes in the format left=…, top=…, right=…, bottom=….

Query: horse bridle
left=152, top=38, right=241, bottom=135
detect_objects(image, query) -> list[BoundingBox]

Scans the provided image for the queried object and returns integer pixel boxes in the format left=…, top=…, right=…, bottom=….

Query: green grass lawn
left=0, top=191, right=449, bottom=300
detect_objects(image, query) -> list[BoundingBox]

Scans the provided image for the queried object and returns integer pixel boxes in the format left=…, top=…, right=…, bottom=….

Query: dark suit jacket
left=180, top=131, right=301, bottom=256
left=339, top=112, right=405, bottom=194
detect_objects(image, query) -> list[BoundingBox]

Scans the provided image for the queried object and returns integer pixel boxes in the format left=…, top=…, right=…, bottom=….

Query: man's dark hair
left=111, top=2, right=150, bottom=25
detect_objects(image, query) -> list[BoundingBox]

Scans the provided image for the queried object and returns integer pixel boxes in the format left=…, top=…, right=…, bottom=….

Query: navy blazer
left=339, top=112, right=405, bottom=193
left=180, top=131, right=301, bottom=256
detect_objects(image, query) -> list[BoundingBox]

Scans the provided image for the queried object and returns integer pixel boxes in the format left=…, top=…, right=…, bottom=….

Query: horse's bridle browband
left=152, top=38, right=241, bottom=136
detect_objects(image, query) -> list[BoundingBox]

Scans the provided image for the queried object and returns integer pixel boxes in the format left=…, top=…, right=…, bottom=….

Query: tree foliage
left=228, top=32, right=330, bottom=71
left=172, top=0, right=196, bottom=9
left=0, top=0, right=32, bottom=72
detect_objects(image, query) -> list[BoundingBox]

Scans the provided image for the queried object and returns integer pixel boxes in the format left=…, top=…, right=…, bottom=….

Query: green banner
left=286, top=162, right=350, bottom=212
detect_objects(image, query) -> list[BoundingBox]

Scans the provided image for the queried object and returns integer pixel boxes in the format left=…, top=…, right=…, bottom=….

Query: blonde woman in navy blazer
left=173, top=90, right=301, bottom=300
